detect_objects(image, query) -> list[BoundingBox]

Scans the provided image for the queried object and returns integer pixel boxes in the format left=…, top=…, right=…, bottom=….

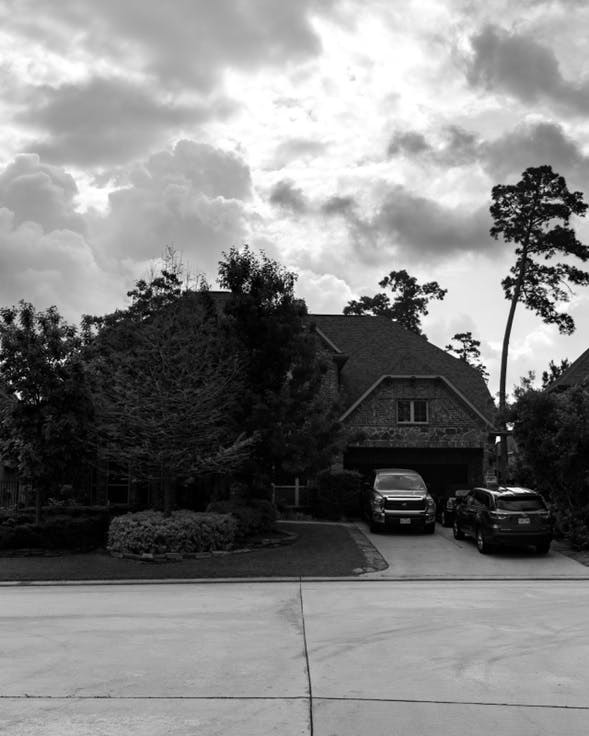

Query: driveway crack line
left=298, top=577, right=314, bottom=736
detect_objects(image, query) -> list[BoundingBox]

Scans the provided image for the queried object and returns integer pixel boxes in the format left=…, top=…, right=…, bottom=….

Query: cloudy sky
left=1, top=0, right=589, bottom=398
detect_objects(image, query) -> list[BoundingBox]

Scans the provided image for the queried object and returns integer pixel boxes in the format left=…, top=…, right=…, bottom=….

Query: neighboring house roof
left=310, top=314, right=496, bottom=424
left=548, top=347, right=589, bottom=390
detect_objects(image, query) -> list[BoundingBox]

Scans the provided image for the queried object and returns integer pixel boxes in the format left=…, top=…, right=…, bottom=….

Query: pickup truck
left=363, top=468, right=436, bottom=534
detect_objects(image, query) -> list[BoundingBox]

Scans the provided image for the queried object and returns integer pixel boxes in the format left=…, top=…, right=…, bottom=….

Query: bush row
left=0, top=513, right=112, bottom=551
left=108, top=510, right=238, bottom=554
left=205, top=499, right=277, bottom=542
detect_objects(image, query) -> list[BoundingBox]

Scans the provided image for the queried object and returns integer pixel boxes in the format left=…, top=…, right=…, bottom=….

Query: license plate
left=518, top=518, right=530, bottom=525
left=400, top=518, right=411, bottom=525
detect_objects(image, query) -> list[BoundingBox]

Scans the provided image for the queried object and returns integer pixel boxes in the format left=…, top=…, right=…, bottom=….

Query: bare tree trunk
left=498, top=255, right=528, bottom=484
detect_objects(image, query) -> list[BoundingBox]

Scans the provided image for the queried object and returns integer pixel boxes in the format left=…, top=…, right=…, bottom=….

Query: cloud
left=467, top=23, right=589, bottom=114
left=6, top=0, right=337, bottom=91
left=371, top=187, right=491, bottom=258
left=0, top=154, right=85, bottom=233
left=18, top=77, right=232, bottom=167
left=95, top=139, right=254, bottom=274
left=387, top=131, right=431, bottom=157
left=0, top=208, right=120, bottom=320
left=481, top=120, right=589, bottom=187
left=269, top=180, right=310, bottom=213
left=272, top=138, right=329, bottom=168
left=386, top=125, right=480, bottom=167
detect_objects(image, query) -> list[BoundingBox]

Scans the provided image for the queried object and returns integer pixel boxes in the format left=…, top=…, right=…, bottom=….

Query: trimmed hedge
left=107, top=510, right=238, bottom=555
left=205, top=499, right=277, bottom=542
left=0, top=513, right=111, bottom=551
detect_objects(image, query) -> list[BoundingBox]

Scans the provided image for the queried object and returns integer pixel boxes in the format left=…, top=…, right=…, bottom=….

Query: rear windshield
left=375, top=474, right=426, bottom=491
left=495, top=496, right=547, bottom=511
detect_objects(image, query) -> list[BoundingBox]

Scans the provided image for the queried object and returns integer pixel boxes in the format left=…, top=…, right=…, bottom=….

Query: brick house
left=310, top=314, right=497, bottom=498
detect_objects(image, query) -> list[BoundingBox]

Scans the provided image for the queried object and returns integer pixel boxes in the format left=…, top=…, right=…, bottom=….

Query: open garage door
left=344, top=446, right=484, bottom=498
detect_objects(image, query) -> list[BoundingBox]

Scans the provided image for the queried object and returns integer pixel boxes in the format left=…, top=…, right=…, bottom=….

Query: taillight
left=489, top=511, right=508, bottom=520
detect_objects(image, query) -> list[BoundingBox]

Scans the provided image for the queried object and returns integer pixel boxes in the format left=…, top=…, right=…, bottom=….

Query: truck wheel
left=425, top=522, right=435, bottom=534
left=369, top=520, right=380, bottom=534
left=536, top=541, right=551, bottom=555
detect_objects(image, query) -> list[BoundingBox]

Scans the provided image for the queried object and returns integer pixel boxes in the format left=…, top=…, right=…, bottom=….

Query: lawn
left=0, top=522, right=388, bottom=582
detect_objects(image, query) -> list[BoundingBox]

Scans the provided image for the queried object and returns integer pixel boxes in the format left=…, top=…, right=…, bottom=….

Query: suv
left=453, top=486, right=553, bottom=554
left=363, top=468, right=436, bottom=534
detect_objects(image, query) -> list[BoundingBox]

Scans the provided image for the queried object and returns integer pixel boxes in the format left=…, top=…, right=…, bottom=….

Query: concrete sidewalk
left=3, top=580, right=589, bottom=735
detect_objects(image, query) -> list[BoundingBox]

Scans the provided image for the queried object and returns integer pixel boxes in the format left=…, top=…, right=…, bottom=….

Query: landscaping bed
left=0, top=522, right=388, bottom=581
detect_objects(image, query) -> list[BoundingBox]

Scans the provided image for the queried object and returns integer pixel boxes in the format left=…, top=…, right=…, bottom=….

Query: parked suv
left=363, top=468, right=436, bottom=534
left=453, top=486, right=553, bottom=554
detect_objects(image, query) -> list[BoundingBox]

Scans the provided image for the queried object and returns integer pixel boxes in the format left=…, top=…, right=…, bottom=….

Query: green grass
left=0, top=522, right=388, bottom=581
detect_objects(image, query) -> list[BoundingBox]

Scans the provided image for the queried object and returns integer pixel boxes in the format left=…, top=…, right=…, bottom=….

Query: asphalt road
left=3, top=573, right=589, bottom=735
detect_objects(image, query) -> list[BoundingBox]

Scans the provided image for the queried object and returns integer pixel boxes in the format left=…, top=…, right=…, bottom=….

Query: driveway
left=357, top=520, right=589, bottom=579
left=3, top=579, right=589, bottom=735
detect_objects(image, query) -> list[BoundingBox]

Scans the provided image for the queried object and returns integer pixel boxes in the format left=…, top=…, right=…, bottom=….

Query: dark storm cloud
left=467, top=24, right=589, bottom=114
left=18, top=77, right=230, bottom=167
left=386, top=126, right=479, bottom=167
left=372, top=187, right=490, bottom=258
left=317, top=185, right=490, bottom=260
left=387, top=131, right=432, bottom=157
left=481, top=120, right=589, bottom=187
left=269, top=180, right=310, bottom=213
left=6, top=0, right=337, bottom=91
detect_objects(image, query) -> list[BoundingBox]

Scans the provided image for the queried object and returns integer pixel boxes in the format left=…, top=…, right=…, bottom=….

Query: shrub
left=311, top=469, right=362, bottom=520
left=0, top=513, right=111, bottom=550
left=205, top=499, right=277, bottom=542
left=107, top=510, right=238, bottom=555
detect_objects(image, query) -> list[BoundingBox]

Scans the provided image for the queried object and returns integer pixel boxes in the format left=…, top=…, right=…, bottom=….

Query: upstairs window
left=397, top=399, right=428, bottom=424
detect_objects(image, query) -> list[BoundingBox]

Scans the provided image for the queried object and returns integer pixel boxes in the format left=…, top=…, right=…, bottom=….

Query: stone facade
left=343, top=377, right=489, bottom=450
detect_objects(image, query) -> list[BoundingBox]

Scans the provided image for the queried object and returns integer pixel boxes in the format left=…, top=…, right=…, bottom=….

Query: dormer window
left=397, top=399, right=428, bottom=424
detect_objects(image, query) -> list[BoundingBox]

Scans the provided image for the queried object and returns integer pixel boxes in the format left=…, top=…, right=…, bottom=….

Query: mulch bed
left=0, top=522, right=388, bottom=581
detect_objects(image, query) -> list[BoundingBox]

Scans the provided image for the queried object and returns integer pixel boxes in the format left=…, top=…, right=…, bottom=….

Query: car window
left=375, top=474, right=426, bottom=491
left=496, top=496, right=547, bottom=511
left=473, top=490, right=490, bottom=508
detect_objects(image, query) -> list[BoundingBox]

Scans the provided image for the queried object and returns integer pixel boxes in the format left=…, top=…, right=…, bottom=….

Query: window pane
left=398, top=400, right=411, bottom=422
left=413, top=400, right=427, bottom=422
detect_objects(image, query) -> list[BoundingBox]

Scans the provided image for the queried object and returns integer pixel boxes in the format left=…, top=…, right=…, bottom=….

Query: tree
left=510, top=384, right=589, bottom=547
left=0, top=302, right=93, bottom=523
left=343, top=269, right=447, bottom=336
left=490, top=165, right=589, bottom=482
left=445, top=331, right=489, bottom=381
left=89, top=289, right=251, bottom=514
left=218, top=246, right=341, bottom=487
left=541, top=358, right=570, bottom=389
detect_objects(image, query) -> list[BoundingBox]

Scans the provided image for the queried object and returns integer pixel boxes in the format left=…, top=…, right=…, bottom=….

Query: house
left=547, top=348, right=589, bottom=391
left=310, top=314, right=497, bottom=498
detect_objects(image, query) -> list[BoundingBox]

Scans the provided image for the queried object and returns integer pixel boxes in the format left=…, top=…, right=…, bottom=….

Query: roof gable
left=310, top=314, right=496, bottom=422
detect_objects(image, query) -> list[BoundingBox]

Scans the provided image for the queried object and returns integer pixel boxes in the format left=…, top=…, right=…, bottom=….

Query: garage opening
left=343, top=447, right=483, bottom=498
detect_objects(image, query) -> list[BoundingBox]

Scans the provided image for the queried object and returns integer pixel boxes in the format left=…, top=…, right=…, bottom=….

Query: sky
left=1, top=0, right=589, bottom=399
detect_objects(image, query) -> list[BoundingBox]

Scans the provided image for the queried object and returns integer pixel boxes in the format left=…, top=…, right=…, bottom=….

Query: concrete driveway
left=357, top=520, right=589, bottom=579
left=3, top=573, right=589, bottom=735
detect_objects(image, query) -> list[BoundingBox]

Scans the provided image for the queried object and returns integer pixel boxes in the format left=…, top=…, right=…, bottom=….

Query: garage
left=343, top=446, right=484, bottom=498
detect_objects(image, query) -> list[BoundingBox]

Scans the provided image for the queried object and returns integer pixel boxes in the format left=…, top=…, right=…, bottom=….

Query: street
left=2, top=574, right=589, bottom=735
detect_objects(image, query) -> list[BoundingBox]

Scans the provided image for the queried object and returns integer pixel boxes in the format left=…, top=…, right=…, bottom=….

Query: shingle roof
left=549, top=347, right=589, bottom=390
left=197, top=292, right=497, bottom=423
left=310, top=314, right=496, bottom=423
